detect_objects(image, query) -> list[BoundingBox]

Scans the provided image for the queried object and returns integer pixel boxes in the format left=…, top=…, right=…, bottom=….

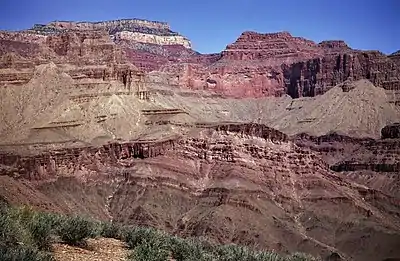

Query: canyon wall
left=165, top=31, right=400, bottom=98
left=283, top=51, right=400, bottom=98
left=2, top=19, right=399, bottom=99
left=0, top=28, right=141, bottom=87
left=1, top=123, right=400, bottom=261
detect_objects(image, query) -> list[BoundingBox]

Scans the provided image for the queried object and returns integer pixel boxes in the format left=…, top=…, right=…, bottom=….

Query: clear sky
left=1, top=0, right=399, bottom=54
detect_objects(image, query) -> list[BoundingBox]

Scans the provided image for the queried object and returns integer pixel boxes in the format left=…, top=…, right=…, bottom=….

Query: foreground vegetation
left=0, top=204, right=319, bottom=261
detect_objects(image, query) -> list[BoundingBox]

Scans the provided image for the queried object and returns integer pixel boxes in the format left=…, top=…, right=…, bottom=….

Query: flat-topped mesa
left=221, top=31, right=321, bottom=63
left=46, top=19, right=171, bottom=31
left=30, top=19, right=192, bottom=49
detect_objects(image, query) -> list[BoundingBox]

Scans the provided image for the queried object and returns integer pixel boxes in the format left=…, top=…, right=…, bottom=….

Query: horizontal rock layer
left=27, top=19, right=192, bottom=48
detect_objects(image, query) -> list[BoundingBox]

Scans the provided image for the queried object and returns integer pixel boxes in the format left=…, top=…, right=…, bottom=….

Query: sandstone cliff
left=158, top=31, right=400, bottom=99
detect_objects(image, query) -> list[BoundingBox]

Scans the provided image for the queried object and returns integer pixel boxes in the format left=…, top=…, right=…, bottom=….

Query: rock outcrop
left=294, top=125, right=400, bottom=199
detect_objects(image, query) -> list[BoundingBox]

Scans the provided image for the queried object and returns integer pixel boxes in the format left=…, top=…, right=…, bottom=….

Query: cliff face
left=30, top=19, right=192, bottom=48
left=0, top=27, right=141, bottom=87
left=161, top=31, right=400, bottom=99
left=2, top=19, right=399, bottom=99
left=389, top=50, right=400, bottom=67
left=2, top=19, right=195, bottom=74
left=283, top=51, right=400, bottom=98
left=222, top=31, right=321, bottom=64
left=294, top=127, right=400, bottom=198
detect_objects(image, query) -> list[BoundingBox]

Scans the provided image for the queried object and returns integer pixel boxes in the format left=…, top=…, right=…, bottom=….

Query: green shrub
left=27, top=213, right=53, bottom=250
left=39, top=212, right=63, bottom=231
left=57, top=215, right=94, bottom=246
left=169, top=236, right=213, bottom=261
left=256, top=251, right=284, bottom=261
left=0, top=212, right=21, bottom=247
left=0, top=245, right=54, bottom=261
left=99, top=221, right=123, bottom=239
left=127, top=238, right=170, bottom=261
left=123, top=226, right=164, bottom=249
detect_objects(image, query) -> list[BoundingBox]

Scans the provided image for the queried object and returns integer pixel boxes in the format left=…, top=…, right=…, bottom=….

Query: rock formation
left=222, top=31, right=321, bottom=63
left=0, top=29, right=142, bottom=88
left=283, top=50, right=400, bottom=98
left=166, top=31, right=400, bottom=98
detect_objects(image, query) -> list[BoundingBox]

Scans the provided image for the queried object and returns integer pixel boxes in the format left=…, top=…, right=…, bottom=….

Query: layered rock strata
left=294, top=128, right=400, bottom=198
left=0, top=29, right=141, bottom=87
left=160, top=31, right=400, bottom=98
left=1, top=123, right=399, bottom=261
left=3, top=20, right=399, bottom=99
left=29, top=19, right=191, bottom=48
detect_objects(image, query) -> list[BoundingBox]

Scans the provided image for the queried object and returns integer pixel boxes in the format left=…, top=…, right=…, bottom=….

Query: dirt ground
left=52, top=238, right=128, bottom=261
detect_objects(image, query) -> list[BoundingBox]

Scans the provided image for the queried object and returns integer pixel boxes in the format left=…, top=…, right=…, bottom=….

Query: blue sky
left=1, top=0, right=398, bottom=54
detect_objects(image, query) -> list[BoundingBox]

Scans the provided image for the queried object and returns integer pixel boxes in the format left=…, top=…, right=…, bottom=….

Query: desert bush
left=0, top=211, right=21, bottom=247
left=27, top=213, right=53, bottom=250
left=214, top=244, right=258, bottom=261
left=256, top=251, right=284, bottom=261
left=4, top=206, right=55, bottom=251
left=127, top=238, right=170, bottom=261
left=56, top=215, right=95, bottom=246
left=123, top=226, right=165, bottom=249
left=39, top=212, right=63, bottom=231
left=0, top=245, right=54, bottom=261
left=169, top=236, right=214, bottom=261
left=99, top=221, right=123, bottom=239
